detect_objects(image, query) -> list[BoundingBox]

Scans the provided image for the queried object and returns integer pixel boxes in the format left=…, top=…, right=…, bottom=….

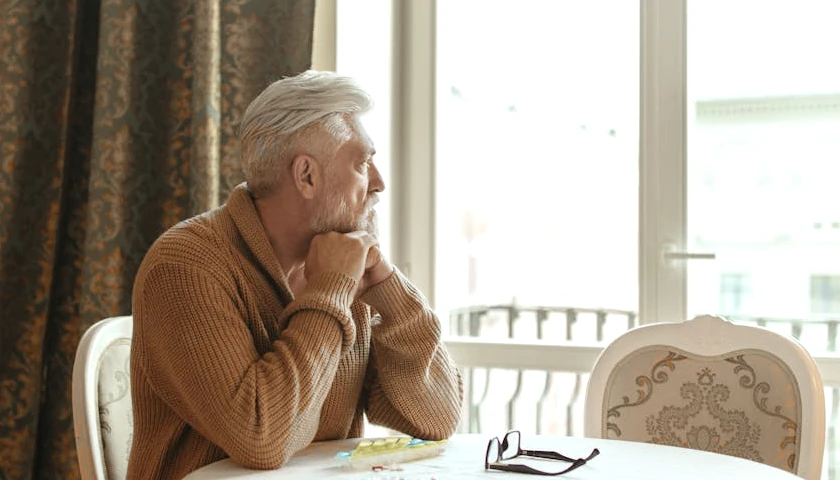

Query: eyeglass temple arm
left=491, top=458, right=588, bottom=476
left=522, top=448, right=601, bottom=463
left=520, top=449, right=577, bottom=462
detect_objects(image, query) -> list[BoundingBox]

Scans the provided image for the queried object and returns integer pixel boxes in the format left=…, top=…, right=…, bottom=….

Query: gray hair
left=239, top=70, right=374, bottom=198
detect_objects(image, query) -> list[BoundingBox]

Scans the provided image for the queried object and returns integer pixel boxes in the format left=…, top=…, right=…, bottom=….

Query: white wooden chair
left=584, top=314, right=825, bottom=480
left=72, top=316, right=134, bottom=480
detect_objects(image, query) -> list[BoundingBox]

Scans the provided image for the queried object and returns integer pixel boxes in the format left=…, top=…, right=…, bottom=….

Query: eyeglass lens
left=484, top=437, right=501, bottom=469
left=486, top=437, right=500, bottom=466
left=501, top=430, right=520, bottom=460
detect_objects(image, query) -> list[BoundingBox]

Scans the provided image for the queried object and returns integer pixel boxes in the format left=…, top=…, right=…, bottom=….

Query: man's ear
left=290, top=154, right=321, bottom=199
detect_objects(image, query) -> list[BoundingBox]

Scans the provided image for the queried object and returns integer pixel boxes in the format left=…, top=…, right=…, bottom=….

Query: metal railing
left=449, top=304, right=636, bottom=341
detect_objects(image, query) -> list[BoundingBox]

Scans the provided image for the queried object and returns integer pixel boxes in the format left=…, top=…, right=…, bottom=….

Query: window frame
left=389, top=0, right=690, bottom=323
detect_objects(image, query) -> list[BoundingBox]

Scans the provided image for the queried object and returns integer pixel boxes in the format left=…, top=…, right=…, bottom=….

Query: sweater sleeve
left=358, top=269, right=464, bottom=439
left=133, top=261, right=357, bottom=469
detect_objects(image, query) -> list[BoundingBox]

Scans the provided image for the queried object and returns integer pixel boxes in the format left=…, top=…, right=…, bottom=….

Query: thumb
left=346, top=230, right=377, bottom=251
left=366, top=246, right=383, bottom=270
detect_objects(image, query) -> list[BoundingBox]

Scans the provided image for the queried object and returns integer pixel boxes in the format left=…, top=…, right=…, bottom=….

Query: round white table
left=184, top=433, right=803, bottom=479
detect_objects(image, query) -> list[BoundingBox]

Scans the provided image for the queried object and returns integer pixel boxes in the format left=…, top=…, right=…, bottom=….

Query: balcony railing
left=448, top=304, right=636, bottom=341
left=445, top=305, right=840, bottom=480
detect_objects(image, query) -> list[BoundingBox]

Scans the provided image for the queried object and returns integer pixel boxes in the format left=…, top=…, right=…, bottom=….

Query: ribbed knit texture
left=126, top=183, right=463, bottom=480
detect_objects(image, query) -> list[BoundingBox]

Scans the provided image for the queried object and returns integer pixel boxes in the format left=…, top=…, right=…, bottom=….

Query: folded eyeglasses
left=485, top=430, right=600, bottom=476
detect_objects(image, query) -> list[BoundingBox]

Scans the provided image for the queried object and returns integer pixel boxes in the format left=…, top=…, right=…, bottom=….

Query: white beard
left=311, top=191, right=378, bottom=238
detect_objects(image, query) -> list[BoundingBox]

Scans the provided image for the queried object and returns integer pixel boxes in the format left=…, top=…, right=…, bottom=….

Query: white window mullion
left=312, top=0, right=337, bottom=71
left=391, top=0, right=437, bottom=304
left=639, top=0, right=688, bottom=325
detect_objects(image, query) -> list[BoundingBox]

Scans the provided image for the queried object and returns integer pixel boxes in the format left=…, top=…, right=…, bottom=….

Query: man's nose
left=369, top=164, right=385, bottom=193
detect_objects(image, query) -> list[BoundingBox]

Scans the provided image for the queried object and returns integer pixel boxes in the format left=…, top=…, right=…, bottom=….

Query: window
left=435, top=0, right=639, bottom=337
left=686, top=0, right=840, bottom=322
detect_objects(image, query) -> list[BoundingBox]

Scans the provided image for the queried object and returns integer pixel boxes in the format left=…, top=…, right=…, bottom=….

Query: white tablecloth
left=184, top=433, right=803, bottom=479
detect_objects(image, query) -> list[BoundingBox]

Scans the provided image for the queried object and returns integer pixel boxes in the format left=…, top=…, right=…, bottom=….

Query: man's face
left=311, top=120, right=384, bottom=238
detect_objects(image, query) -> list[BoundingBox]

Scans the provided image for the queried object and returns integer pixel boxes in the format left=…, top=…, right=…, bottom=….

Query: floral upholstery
left=97, top=338, right=134, bottom=480
left=602, top=346, right=801, bottom=474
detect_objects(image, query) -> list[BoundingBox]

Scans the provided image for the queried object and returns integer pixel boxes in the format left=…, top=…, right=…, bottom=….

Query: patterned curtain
left=0, top=1, right=314, bottom=478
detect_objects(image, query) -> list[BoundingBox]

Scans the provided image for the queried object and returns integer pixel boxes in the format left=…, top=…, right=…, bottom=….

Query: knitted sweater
left=126, top=183, right=463, bottom=480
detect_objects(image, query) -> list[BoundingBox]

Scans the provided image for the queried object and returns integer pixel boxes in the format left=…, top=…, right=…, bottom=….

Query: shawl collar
left=225, top=182, right=293, bottom=300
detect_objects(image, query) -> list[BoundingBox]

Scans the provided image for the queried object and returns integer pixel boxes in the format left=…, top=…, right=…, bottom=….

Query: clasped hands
left=304, top=231, right=394, bottom=298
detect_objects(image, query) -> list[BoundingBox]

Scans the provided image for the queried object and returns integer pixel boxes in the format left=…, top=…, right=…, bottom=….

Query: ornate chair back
left=72, top=316, right=134, bottom=480
left=584, top=315, right=825, bottom=480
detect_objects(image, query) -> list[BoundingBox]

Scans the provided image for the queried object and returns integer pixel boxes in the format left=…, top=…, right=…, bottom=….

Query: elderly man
left=126, top=70, right=463, bottom=480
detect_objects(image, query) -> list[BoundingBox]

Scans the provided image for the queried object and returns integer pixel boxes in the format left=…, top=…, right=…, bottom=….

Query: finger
left=344, top=230, right=369, bottom=239
left=365, top=246, right=383, bottom=269
left=309, top=232, right=328, bottom=244
left=345, top=230, right=377, bottom=249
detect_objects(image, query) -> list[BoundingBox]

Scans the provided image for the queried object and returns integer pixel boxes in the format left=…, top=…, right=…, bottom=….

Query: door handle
left=663, top=252, right=716, bottom=260
left=661, top=243, right=716, bottom=264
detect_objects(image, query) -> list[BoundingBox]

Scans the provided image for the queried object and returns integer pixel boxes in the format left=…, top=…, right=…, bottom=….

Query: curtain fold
left=0, top=1, right=315, bottom=478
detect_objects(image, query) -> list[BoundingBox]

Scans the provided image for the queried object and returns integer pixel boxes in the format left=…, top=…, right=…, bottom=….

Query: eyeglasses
left=485, top=431, right=600, bottom=476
